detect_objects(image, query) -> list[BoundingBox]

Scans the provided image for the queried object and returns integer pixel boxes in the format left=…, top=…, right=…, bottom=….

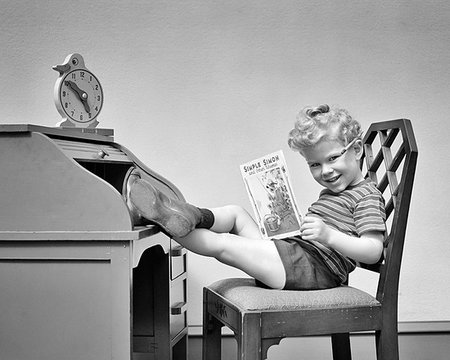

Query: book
left=240, top=150, right=302, bottom=240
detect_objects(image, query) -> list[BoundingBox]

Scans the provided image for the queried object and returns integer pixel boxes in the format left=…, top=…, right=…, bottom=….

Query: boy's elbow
left=364, top=253, right=382, bottom=264
left=364, top=244, right=384, bottom=264
left=359, top=232, right=384, bottom=264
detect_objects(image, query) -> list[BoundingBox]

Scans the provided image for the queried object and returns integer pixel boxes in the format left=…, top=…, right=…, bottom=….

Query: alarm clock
left=53, top=53, right=103, bottom=128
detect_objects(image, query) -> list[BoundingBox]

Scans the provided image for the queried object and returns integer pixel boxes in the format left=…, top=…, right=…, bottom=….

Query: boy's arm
left=300, top=216, right=384, bottom=264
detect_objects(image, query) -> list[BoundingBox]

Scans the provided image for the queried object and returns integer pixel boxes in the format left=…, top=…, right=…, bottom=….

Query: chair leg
left=238, top=313, right=261, bottom=360
left=202, top=311, right=223, bottom=360
left=331, top=333, right=352, bottom=360
left=375, top=327, right=399, bottom=360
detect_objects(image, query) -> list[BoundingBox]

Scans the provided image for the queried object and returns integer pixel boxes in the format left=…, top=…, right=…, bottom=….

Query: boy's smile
left=302, top=138, right=364, bottom=193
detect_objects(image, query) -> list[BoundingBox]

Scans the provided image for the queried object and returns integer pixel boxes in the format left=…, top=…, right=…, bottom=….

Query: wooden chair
left=202, top=119, right=418, bottom=360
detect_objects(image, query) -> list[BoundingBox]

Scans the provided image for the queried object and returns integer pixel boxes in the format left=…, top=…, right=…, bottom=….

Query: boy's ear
left=353, top=139, right=363, bottom=160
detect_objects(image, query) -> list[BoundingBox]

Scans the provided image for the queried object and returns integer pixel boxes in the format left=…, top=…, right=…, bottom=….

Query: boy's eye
left=328, top=155, right=341, bottom=162
left=309, top=163, right=320, bottom=168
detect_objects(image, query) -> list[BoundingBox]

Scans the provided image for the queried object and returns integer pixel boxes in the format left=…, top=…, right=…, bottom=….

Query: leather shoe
left=126, top=168, right=201, bottom=238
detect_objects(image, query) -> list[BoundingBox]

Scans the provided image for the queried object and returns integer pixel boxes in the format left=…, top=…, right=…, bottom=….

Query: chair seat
left=207, top=277, right=380, bottom=311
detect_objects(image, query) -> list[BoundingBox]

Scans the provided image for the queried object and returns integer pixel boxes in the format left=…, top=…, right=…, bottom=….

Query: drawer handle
left=171, top=301, right=187, bottom=315
left=97, top=148, right=110, bottom=159
left=170, top=245, right=185, bottom=257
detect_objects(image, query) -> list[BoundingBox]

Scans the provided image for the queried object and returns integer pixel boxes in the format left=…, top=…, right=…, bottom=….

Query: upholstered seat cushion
left=206, top=278, right=380, bottom=311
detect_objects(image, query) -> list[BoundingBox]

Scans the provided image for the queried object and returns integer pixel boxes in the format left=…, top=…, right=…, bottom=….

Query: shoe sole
left=122, top=167, right=153, bottom=226
left=129, top=179, right=193, bottom=238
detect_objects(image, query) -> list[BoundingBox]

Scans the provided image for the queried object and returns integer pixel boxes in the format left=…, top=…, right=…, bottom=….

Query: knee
left=221, top=204, right=250, bottom=219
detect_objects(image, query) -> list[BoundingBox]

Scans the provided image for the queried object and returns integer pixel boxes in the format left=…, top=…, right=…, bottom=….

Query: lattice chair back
left=360, top=119, right=418, bottom=305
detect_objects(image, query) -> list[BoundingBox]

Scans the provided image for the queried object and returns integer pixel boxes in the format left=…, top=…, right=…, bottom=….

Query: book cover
left=240, top=150, right=302, bottom=240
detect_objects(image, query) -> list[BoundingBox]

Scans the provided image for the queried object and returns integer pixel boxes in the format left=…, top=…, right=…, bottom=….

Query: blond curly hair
left=288, top=104, right=362, bottom=154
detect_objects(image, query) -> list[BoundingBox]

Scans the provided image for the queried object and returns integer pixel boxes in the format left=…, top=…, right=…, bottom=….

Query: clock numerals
left=59, top=69, right=103, bottom=123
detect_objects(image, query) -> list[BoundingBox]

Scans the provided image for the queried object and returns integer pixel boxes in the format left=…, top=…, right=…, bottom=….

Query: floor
left=188, top=332, right=450, bottom=360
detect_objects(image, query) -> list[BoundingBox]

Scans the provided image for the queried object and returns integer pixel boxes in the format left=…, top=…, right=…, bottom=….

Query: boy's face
left=302, top=138, right=364, bottom=193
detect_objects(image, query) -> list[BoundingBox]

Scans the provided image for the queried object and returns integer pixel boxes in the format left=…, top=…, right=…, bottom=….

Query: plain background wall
left=1, top=0, right=449, bottom=328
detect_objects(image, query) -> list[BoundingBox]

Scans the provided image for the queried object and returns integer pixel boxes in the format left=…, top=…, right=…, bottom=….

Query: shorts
left=257, top=237, right=342, bottom=290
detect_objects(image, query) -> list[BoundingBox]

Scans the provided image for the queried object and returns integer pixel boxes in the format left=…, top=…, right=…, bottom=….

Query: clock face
left=57, top=69, right=103, bottom=124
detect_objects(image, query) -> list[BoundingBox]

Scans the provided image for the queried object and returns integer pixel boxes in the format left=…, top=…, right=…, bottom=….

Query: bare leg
left=208, top=205, right=262, bottom=239
left=175, top=205, right=286, bottom=289
left=126, top=174, right=286, bottom=288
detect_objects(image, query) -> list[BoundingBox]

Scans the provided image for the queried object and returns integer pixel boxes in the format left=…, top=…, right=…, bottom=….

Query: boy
left=126, top=104, right=386, bottom=290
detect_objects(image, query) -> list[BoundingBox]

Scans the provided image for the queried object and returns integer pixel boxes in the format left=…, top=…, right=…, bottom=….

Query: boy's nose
left=321, top=164, right=333, bottom=176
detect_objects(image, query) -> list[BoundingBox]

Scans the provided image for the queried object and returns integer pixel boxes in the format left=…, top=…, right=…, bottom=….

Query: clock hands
left=65, top=80, right=91, bottom=113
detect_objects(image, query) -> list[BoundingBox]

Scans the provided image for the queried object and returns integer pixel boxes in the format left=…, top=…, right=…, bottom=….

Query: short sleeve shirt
left=303, top=178, right=386, bottom=281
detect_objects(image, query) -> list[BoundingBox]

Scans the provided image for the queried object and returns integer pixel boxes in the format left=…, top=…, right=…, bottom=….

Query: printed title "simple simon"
left=243, top=154, right=280, bottom=173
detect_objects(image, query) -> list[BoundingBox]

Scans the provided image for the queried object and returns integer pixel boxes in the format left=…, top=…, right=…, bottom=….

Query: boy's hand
left=300, top=215, right=331, bottom=244
left=301, top=216, right=385, bottom=264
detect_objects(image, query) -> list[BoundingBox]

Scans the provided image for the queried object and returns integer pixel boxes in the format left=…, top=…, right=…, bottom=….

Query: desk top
left=0, top=124, right=114, bottom=142
left=0, top=226, right=159, bottom=241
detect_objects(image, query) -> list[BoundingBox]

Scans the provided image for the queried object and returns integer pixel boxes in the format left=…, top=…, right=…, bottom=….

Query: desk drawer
left=170, top=242, right=186, bottom=280
left=170, top=276, right=187, bottom=339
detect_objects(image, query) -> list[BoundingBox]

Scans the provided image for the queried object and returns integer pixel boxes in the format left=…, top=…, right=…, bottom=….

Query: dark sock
left=197, top=208, right=215, bottom=229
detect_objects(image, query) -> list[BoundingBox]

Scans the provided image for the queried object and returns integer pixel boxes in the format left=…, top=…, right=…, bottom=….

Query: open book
left=240, top=150, right=302, bottom=240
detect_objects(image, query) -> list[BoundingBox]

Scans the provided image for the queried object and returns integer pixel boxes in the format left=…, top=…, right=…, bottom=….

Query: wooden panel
left=261, top=306, right=383, bottom=338
left=0, top=257, right=112, bottom=360
left=170, top=276, right=187, bottom=339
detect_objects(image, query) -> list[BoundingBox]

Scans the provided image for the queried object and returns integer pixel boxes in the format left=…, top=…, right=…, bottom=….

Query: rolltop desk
left=0, top=124, right=188, bottom=360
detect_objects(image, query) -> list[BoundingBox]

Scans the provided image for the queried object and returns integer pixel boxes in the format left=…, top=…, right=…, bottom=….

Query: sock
left=197, top=208, right=215, bottom=229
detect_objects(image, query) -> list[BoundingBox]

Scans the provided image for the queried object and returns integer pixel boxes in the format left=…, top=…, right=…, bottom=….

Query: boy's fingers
left=301, top=217, right=315, bottom=230
left=300, top=224, right=315, bottom=234
left=302, top=216, right=312, bottom=223
left=302, top=215, right=317, bottom=224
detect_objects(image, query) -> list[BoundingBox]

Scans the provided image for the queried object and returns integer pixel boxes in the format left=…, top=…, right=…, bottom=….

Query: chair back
left=360, top=119, right=418, bottom=304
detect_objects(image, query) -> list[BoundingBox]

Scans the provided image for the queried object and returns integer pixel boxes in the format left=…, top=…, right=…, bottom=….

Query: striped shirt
left=300, top=179, right=386, bottom=283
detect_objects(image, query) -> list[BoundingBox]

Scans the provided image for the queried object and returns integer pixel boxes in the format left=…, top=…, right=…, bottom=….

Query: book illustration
left=240, top=150, right=302, bottom=240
